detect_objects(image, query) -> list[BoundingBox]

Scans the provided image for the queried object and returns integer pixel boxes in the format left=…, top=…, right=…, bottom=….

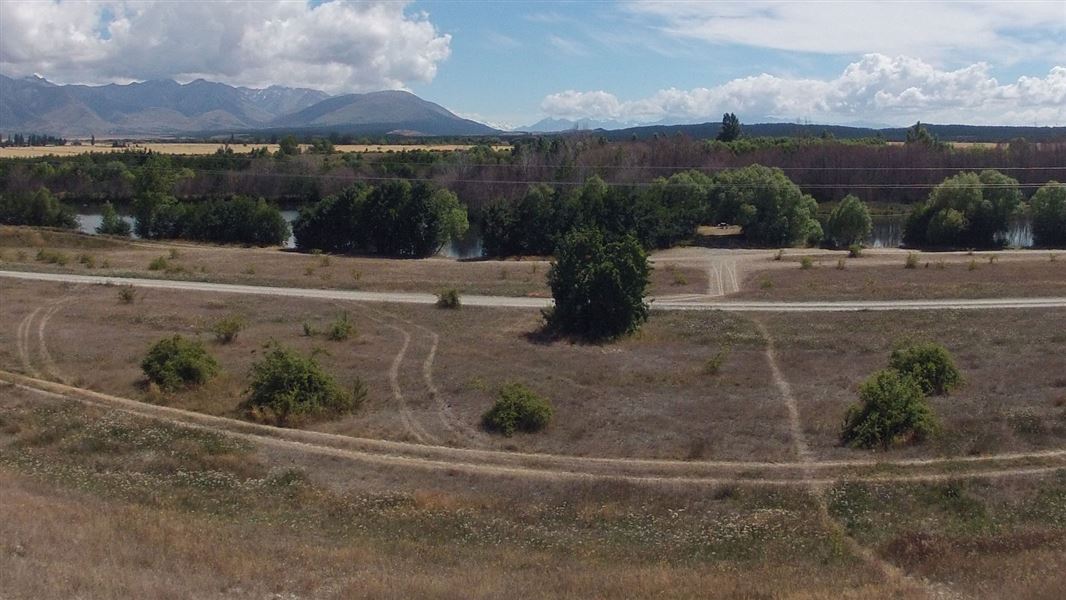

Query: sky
left=1, top=0, right=1064, bottom=129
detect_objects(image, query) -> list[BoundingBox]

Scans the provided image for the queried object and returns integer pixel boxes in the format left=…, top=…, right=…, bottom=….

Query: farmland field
left=0, top=142, right=511, bottom=158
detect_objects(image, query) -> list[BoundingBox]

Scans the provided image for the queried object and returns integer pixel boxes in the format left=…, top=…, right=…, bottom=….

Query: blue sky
left=2, top=1, right=1064, bottom=128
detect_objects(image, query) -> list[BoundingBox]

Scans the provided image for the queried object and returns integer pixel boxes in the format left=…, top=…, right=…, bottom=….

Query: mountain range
left=0, top=75, right=498, bottom=137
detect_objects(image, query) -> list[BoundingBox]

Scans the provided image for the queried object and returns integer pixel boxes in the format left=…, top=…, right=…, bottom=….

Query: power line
left=152, top=168, right=1057, bottom=189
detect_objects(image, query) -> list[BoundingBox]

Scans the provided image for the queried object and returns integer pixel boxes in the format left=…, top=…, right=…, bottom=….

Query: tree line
left=4, top=137, right=1064, bottom=209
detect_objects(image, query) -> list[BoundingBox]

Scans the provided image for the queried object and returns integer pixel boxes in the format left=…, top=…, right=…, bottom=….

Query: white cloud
left=0, top=0, right=451, bottom=93
left=540, top=55, right=1066, bottom=126
left=626, top=1, right=1066, bottom=64
left=547, top=34, right=589, bottom=57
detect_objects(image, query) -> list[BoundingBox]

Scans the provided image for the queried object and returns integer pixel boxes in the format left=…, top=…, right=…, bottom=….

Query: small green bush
left=800, top=256, right=814, bottom=270
left=482, top=383, right=553, bottom=436
left=35, top=249, right=69, bottom=266
left=703, top=349, right=730, bottom=375
left=888, top=342, right=962, bottom=396
left=841, top=369, right=938, bottom=449
left=848, top=244, right=864, bottom=258
left=210, top=315, right=245, bottom=344
left=904, top=252, right=919, bottom=269
left=436, top=288, right=461, bottom=309
left=326, top=313, right=354, bottom=341
left=245, top=343, right=362, bottom=426
left=117, top=285, right=136, bottom=304
left=148, top=256, right=169, bottom=271
left=141, top=335, right=219, bottom=391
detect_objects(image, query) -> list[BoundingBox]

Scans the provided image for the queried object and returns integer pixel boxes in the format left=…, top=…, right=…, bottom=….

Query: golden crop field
left=0, top=142, right=510, bottom=158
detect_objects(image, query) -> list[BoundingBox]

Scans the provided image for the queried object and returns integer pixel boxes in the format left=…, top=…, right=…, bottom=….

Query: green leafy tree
left=293, top=185, right=369, bottom=253
left=245, top=343, right=362, bottom=426
left=181, top=196, right=290, bottom=246
left=132, top=154, right=189, bottom=239
left=710, top=165, right=822, bottom=246
left=904, top=170, right=1021, bottom=247
left=1030, top=181, right=1066, bottom=247
left=825, top=194, right=872, bottom=247
left=294, top=182, right=467, bottom=257
left=546, top=228, right=650, bottom=341
left=277, top=135, right=300, bottom=157
left=0, top=187, right=77, bottom=228
left=141, top=335, right=220, bottom=391
left=904, top=121, right=938, bottom=147
left=96, top=201, right=132, bottom=236
left=841, top=369, right=939, bottom=449
left=717, top=112, right=741, bottom=142
left=888, top=342, right=962, bottom=396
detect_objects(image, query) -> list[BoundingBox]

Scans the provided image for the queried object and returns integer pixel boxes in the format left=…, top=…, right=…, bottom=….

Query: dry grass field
left=2, top=225, right=1065, bottom=598
left=0, top=226, right=709, bottom=298
left=0, top=143, right=510, bottom=158
left=737, top=251, right=1066, bottom=301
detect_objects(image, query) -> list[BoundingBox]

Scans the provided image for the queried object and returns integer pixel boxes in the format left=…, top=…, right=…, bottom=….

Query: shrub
left=210, top=315, right=245, bottom=344
left=117, top=285, right=136, bottom=304
left=848, top=244, right=863, bottom=258
left=836, top=258, right=846, bottom=270
left=825, top=194, right=872, bottom=248
left=148, top=256, right=169, bottom=271
left=841, top=369, right=938, bottom=449
left=482, top=383, right=553, bottom=436
left=35, top=249, right=69, bottom=266
left=326, top=313, right=354, bottom=341
left=703, top=349, right=730, bottom=375
left=77, top=253, right=95, bottom=268
left=888, top=342, right=963, bottom=396
left=302, top=322, right=316, bottom=337
left=141, top=335, right=219, bottom=391
left=800, top=256, right=814, bottom=270
left=436, top=288, right=461, bottom=309
left=245, top=344, right=362, bottom=426
left=545, top=228, right=650, bottom=341
left=904, top=252, right=919, bottom=269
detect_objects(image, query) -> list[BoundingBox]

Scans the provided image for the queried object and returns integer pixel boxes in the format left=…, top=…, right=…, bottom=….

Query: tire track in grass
left=370, top=305, right=484, bottom=447
left=4, top=371, right=1064, bottom=491
left=350, top=307, right=437, bottom=445
left=37, top=294, right=78, bottom=384
left=755, top=317, right=963, bottom=600
left=15, top=306, right=44, bottom=377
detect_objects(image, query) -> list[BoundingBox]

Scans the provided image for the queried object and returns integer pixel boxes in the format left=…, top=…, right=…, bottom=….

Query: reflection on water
left=867, top=215, right=1033, bottom=248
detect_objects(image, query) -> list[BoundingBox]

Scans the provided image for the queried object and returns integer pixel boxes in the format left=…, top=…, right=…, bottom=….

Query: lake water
left=76, top=208, right=486, bottom=259
left=868, top=215, right=1033, bottom=248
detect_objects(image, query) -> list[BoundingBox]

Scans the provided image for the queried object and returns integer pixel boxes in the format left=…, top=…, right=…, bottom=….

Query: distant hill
left=268, top=90, right=498, bottom=136
left=0, top=75, right=497, bottom=137
left=518, top=117, right=643, bottom=133
left=575, top=121, right=1066, bottom=143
